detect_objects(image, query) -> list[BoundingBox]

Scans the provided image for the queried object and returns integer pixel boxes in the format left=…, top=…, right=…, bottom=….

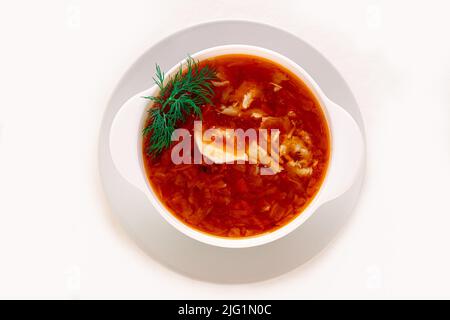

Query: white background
left=0, top=0, right=449, bottom=299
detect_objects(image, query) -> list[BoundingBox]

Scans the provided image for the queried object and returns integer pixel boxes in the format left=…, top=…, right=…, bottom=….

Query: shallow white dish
left=109, top=44, right=363, bottom=248
left=99, top=20, right=366, bottom=282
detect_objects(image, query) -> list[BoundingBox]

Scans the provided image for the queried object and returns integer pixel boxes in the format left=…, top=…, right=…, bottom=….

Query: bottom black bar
left=0, top=300, right=447, bottom=318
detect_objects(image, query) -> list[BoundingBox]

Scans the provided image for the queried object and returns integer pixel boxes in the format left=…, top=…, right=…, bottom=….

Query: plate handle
left=319, top=98, right=364, bottom=203
left=109, top=87, right=156, bottom=194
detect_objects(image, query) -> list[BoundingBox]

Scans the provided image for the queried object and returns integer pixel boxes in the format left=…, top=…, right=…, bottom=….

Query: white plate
left=99, top=20, right=366, bottom=283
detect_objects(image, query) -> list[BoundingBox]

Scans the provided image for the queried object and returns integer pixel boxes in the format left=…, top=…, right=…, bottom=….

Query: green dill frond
left=142, top=56, right=217, bottom=157
left=153, top=64, right=166, bottom=95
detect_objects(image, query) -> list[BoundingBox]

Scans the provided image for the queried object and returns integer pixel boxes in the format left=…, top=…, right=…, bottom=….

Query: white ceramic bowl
left=109, top=45, right=364, bottom=248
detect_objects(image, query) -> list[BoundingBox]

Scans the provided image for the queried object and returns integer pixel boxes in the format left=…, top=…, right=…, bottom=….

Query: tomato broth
left=143, top=54, right=330, bottom=238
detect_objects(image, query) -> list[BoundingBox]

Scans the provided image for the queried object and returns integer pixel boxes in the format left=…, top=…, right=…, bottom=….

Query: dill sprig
left=142, top=57, right=217, bottom=157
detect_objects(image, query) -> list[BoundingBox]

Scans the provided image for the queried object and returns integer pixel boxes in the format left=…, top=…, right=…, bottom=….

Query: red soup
left=143, top=54, right=330, bottom=238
